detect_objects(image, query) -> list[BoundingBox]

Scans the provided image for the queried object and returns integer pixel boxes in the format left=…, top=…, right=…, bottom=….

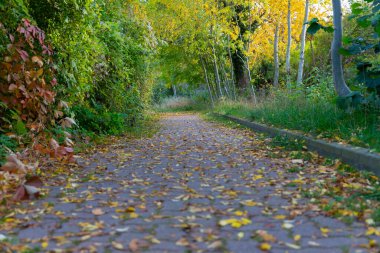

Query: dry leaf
left=112, top=241, right=124, bottom=250
left=92, top=208, right=105, bottom=216
left=129, top=239, right=140, bottom=252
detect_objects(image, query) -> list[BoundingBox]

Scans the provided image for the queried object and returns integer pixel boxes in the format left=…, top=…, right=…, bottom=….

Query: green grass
left=214, top=95, right=380, bottom=152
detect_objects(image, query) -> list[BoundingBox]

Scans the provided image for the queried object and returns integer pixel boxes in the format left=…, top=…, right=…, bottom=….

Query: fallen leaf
left=115, top=226, right=130, bottom=233
left=260, top=243, right=271, bottom=251
left=294, top=234, right=301, bottom=241
left=129, top=239, right=140, bottom=252
left=207, top=240, right=223, bottom=249
left=285, top=242, right=301, bottom=249
left=92, top=208, right=105, bottom=216
left=112, top=241, right=124, bottom=250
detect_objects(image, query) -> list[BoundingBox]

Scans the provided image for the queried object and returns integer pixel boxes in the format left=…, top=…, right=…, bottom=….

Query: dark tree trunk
left=231, top=49, right=250, bottom=90
left=231, top=4, right=257, bottom=91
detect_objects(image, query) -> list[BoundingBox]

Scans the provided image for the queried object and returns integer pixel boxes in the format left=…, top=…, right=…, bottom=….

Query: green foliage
left=344, top=0, right=380, bottom=93
left=0, top=0, right=29, bottom=31
left=71, top=105, right=130, bottom=135
left=306, top=18, right=334, bottom=35
left=0, top=135, right=18, bottom=166
left=0, top=0, right=155, bottom=139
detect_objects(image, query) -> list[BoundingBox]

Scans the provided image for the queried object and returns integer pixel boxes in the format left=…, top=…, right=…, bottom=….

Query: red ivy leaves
left=0, top=19, right=57, bottom=133
left=0, top=20, right=76, bottom=202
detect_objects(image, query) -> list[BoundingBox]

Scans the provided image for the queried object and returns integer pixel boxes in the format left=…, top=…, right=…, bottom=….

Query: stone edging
left=214, top=113, right=380, bottom=176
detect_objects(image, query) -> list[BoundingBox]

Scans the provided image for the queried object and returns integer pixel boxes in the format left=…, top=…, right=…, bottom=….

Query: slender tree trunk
left=212, top=44, right=223, bottom=97
left=173, top=85, right=177, bottom=97
left=227, top=36, right=238, bottom=100
left=297, top=0, right=309, bottom=86
left=331, top=0, right=351, bottom=96
left=286, top=0, right=292, bottom=86
left=273, top=24, right=280, bottom=87
left=201, top=57, right=215, bottom=107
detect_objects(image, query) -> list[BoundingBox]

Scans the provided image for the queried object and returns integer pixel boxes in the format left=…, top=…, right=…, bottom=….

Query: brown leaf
left=92, top=208, right=105, bottom=216
left=1, top=154, right=27, bottom=174
left=25, top=176, right=43, bottom=188
left=129, top=239, right=140, bottom=252
left=13, top=185, right=28, bottom=201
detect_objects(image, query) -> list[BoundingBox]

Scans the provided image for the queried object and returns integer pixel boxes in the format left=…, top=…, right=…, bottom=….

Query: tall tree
left=273, top=24, right=280, bottom=86
left=331, top=0, right=351, bottom=96
left=231, top=4, right=252, bottom=91
left=297, top=0, right=309, bottom=85
left=285, top=0, right=292, bottom=86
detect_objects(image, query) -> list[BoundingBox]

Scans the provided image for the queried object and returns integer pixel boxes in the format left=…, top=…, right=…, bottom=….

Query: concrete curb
left=214, top=113, right=380, bottom=176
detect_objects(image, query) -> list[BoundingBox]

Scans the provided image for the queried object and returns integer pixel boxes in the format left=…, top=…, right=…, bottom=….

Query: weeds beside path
left=1, top=114, right=379, bottom=252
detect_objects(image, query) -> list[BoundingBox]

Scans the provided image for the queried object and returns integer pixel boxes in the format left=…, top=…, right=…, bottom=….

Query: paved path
left=0, top=114, right=378, bottom=252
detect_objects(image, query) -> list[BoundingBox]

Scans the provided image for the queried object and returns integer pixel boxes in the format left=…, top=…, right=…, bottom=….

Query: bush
left=72, top=105, right=130, bottom=135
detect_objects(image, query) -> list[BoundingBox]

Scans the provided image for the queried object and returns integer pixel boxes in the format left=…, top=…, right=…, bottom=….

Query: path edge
left=213, top=113, right=380, bottom=176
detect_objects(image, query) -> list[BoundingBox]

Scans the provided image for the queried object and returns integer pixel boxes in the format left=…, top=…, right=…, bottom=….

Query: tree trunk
left=173, top=85, right=177, bottom=97
left=273, top=24, right=280, bottom=87
left=286, top=0, right=292, bottom=86
left=297, top=0, right=309, bottom=86
left=227, top=36, right=237, bottom=100
left=231, top=4, right=252, bottom=91
left=201, top=57, right=215, bottom=107
left=331, top=0, right=351, bottom=96
left=212, top=44, right=223, bottom=97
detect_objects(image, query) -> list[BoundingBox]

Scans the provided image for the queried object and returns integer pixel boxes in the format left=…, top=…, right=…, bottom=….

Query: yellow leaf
left=366, top=227, right=380, bottom=236
left=320, top=227, right=330, bottom=235
left=294, top=234, right=301, bottom=241
left=260, top=243, right=272, bottom=251
left=274, top=215, right=286, bottom=220
left=231, top=221, right=242, bottom=228
left=234, top=211, right=245, bottom=216
left=253, top=175, right=264, bottom=181
left=41, top=242, right=48, bottom=249
left=5, top=218, right=14, bottom=223
left=129, top=212, right=139, bottom=219
left=241, top=200, right=257, bottom=206
left=369, top=239, right=377, bottom=247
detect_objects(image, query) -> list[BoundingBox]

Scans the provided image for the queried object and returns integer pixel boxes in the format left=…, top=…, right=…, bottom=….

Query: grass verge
left=213, top=96, right=380, bottom=152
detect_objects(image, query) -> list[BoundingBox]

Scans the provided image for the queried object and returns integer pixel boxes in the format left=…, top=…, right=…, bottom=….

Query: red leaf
left=25, top=176, right=43, bottom=188
left=13, top=185, right=28, bottom=201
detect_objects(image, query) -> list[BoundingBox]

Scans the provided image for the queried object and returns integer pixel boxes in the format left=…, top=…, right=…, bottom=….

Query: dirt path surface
left=0, top=114, right=378, bottom=253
